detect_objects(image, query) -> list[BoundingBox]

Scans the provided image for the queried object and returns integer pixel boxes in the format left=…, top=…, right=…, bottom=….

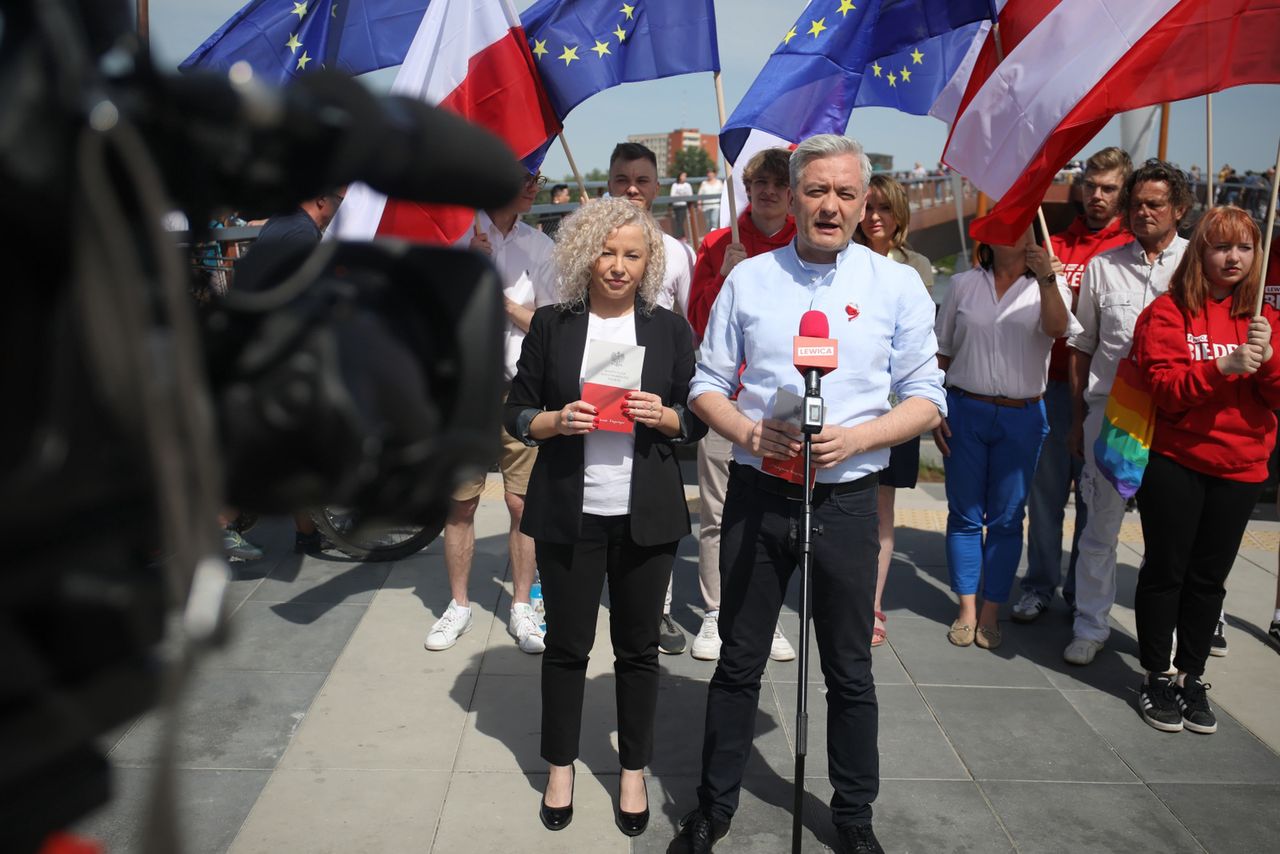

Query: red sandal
left=871, top=610, right=887, bottom=647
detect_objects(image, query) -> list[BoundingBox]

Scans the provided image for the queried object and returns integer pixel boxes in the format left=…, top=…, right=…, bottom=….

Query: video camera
left=0, top=1, right=522, bottom=848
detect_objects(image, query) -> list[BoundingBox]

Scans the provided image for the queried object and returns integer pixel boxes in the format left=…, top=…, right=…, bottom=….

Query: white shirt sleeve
left=1068, top=258, right=1101, bottom=356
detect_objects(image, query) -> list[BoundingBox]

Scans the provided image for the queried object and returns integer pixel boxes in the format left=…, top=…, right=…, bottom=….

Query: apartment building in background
left=626, top=128, right=720, bottom=176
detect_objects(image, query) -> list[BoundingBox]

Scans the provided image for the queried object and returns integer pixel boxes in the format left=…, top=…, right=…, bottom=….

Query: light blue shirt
left=690, top=240, right=947, bottom=483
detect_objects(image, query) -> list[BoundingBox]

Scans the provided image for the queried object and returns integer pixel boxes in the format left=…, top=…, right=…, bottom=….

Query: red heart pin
left=845, top=304, right=860, bottom=321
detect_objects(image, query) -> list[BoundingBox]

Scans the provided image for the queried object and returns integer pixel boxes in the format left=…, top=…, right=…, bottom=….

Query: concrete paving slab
left=278, top=669, right=475, bottom=772
left=772, top=682, right=970, bottom=781
left=433, top=770, right=629, bottom=854
left=110, top=671, right=325, bottom=770
left=248, top=558, right=391, bottom=605
left=922, top=686, right=1138, bottom=783
left=649, top=678, right=793, bottom=779
left=873, top=779, right=1014, bottom=854
left=1063, top=689, right=1280, bottom=784
left=335, top=592, right=483, bottom=679
left=75, top=767, right=270, bottom=854
left=205, top=601, right=367, bottom=674
left=1150, top=783, right=1280, bottom=854
left=980, top=781, right=1204, bottom=854
left=228, top=769, right=450, bottom=854
left=890, top=616, right=1055, bottom=689
left=769, top=615, right=914, bottom=685
left=635, top=774, right=839, bottom=853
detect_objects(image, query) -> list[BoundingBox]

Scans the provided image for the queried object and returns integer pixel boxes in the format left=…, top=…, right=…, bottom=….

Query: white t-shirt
left=454, top=212, right=556, bottom=381
left=580, top=312, right=637, bottom=517
left=670, top=181, right=694, bottom=208
left=659, top=232, right=694, bottom=317
left=935, top=267, right=1082, bottom=399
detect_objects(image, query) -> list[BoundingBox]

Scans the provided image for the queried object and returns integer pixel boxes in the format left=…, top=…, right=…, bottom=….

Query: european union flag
left=521, top=0, right=720, bottom=122
left=721, top=0, right=994, bottom=164
left=181, top=0, right=431, bottom=81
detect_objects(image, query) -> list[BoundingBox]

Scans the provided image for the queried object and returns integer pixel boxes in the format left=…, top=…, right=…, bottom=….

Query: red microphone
left=793, top=310, right=838, bottom=379
left=793, top=311, right=836, bottom=434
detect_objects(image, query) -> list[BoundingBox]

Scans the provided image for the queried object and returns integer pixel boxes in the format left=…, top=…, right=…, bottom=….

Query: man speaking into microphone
left=671, top=135, right=945, bottom=854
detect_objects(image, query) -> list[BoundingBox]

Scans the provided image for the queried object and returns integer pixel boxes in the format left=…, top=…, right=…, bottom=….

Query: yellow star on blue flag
left=522, top=0, right=721, bottom=123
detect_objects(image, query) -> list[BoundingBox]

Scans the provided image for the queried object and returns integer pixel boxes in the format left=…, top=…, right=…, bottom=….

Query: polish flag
left=333, top=0, right=560, bottom=245
left=943, top=0, right=1280, bottom=246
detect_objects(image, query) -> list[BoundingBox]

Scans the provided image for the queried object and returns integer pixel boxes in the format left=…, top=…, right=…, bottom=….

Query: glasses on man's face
left=525, top=174, right=549, bottom=189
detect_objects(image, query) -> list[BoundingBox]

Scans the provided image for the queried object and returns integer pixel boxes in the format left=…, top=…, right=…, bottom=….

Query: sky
left=148, top=0, right=1280, bottom=182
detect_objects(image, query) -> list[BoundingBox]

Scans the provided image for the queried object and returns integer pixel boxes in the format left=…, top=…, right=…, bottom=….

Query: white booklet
left=582, top=339, right=646, bottom=433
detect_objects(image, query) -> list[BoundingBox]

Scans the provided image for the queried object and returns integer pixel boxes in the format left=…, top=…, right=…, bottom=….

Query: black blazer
left=504, top=300, right=707, bottom=546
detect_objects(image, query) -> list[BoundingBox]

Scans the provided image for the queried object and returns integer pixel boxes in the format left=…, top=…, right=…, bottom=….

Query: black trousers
left=1135, top=453, right=1262, bottom=677
left=697, top=464, right=880, bottom=828
left=536, top=513, right=677, bottom=769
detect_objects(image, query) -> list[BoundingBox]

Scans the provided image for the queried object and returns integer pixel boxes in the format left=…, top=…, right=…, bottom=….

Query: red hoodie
left=1048, top=215, right=1133, bottom=381
left=687, top=207, right=797, bottom=343
left=1131, top=292, right=1280, bottom=482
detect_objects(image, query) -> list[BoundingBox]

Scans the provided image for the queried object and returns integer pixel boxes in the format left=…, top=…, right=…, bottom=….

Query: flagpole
left=1253, top=135, right=1280, bottom=317
left=558, top=132, right=589, bottom=203
left=1206, top=94, right=1215, bottom=210
left=1036, top=207, right=1053, bottom=255
left=1157, top=102, right=1170, bottom=161
left=325, top=0, right=350, bottom=69
left=137, top=0, right=149, bottom=44
left=714, top=72, right=741, bottom=244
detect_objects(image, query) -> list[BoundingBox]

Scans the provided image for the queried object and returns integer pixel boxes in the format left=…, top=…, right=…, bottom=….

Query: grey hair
left=552, top=197, right=666, bottom=314
left=789, top=134, right=873, bottom=193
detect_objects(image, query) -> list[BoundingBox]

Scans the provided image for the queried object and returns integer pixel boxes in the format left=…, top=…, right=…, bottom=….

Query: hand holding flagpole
left=1253, top=136, right=1280, bottom=317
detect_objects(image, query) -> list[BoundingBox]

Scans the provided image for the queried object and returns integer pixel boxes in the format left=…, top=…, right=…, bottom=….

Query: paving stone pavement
left=74, top=478, right=1280, bottom=853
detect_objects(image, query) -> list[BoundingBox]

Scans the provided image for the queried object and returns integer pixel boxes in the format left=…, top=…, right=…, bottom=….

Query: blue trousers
left=1022, top=380, right=1085, bottom=605
left=944, top=389, right=1050, bottom=603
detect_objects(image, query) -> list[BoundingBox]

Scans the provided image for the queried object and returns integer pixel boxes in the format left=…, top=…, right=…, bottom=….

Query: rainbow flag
left=1093, top=358, right=1156, bottom=500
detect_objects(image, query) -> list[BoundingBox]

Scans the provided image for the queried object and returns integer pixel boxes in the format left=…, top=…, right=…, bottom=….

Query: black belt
left=730, top=461, right=877, bottom=501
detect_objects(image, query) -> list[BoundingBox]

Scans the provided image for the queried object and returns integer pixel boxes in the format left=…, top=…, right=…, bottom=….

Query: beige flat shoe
left=948, top=621, right=975, bottom=647
left=975, top=625, right=1003, bottom=650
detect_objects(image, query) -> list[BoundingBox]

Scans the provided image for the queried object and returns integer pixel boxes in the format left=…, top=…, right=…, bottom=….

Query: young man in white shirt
left=607, top=141, right=696, bottom=654
left=424, top=172, right=557, bottom=655
left=1063, top=160, right=1192, bottom=665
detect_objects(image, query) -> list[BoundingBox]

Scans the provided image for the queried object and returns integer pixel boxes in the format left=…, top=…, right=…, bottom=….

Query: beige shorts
left=452, top=423, right=538, bottom=501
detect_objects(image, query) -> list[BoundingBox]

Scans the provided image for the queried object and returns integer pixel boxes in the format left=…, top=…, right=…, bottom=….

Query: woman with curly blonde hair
left=505, top=197, right=706, bottom=836
left=552, top=198, right=668, bottom=312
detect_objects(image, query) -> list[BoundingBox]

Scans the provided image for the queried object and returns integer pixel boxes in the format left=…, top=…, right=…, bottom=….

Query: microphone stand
left=792, top=368, right=825, bottom=854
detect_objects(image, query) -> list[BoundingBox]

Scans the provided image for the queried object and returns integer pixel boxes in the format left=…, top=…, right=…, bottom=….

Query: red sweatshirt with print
left=687, top=208, right=796, bottom=344
left=1130, top=292, right=1280, bottom=482
left=1047, top=215, right=1133, bottom=381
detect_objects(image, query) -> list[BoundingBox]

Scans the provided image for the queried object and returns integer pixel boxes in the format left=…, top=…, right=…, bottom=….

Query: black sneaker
left=836, top=823, right=885, bottom=854
left=1138, top=674, right=1184, bottom=733
left=673, top=808, right=730, bottom=854
left=1209, top=617, right=1229, bottom=657
left=1177, top=676, right=1218, bottom=734
left=659, top=614, right=687, bottom=655
left=295, top=530, right=333, bottom=555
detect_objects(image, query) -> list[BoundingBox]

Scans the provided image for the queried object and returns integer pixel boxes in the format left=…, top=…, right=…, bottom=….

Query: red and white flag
left=944, top=0, right=1280, bottom=246
left=333, top=0, right=559, bottom=245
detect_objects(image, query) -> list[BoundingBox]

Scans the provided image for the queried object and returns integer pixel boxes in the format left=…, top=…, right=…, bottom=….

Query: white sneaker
left=770, top=623, right=796, bottom=662
left=508, top=602, right=546, bottom=654
left=424, top=600, right=473, bottom=651
left=1011, top=591, right=1047, bottom=623
left=1063, top=637, right=1104, bottom=666
left=690, top=612, right=722, bottom=660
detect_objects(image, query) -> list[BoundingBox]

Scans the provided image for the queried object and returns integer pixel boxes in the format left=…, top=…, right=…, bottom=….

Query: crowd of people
left=215, top=133, right=1280, bottom=854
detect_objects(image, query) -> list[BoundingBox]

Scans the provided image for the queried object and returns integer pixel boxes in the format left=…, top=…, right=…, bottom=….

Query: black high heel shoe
left=540, top=765, right=575, bottom=831
left=615, top=774, right=649, bottom=837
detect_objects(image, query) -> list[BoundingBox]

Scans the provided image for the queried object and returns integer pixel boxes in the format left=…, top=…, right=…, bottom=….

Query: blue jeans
left=944, top=389, right=1050, bottom=603
left=1022, top=379, right=1085, bottom=606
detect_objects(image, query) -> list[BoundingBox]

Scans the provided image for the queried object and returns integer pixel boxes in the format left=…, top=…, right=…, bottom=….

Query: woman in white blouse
left=933, top=230, right=1079, bottom=650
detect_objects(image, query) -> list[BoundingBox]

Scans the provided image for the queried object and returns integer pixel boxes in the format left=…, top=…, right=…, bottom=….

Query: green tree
left=670, top=147, right=713, bottom=179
